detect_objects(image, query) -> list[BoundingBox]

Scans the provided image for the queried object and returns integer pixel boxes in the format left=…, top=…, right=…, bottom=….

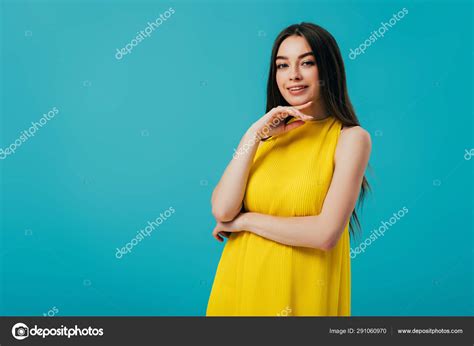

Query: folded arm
left=213, top=126, right=372, bottom=251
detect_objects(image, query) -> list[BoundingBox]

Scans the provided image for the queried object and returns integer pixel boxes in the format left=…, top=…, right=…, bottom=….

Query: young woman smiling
left=207, top=23, right=371, bottom=316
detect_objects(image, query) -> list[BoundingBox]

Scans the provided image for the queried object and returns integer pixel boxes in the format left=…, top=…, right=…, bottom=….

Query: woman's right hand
left=211, top=102, right=315, bottom=223
left=249, top=101, right=314, bottom=140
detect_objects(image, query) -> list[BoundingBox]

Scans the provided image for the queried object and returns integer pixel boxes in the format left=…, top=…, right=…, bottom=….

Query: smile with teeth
left=288, top=86, right=307, bottom=90
left=287, top=85, right=308, bottom=94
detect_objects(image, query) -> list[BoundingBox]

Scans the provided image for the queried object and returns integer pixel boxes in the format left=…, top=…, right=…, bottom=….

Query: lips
left=287, top=85, right=308, bottom=91
left=287, top=85, right=309, bottom=95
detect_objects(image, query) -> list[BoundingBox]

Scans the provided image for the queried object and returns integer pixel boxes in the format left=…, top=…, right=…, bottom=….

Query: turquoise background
left=0, top=0, right=472, bottom=316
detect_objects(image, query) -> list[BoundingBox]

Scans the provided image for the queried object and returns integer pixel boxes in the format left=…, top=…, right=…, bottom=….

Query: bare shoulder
left=336, top=126, right=372, bottom=159
left=340, top=125, right=371, bottom=143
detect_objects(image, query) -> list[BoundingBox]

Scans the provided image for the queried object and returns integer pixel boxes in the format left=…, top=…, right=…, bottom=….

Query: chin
left=285, top=95, right=313, bottom=106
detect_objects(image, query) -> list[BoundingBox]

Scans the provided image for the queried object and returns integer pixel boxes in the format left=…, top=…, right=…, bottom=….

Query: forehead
left=276, top=35, right=312, bottom=57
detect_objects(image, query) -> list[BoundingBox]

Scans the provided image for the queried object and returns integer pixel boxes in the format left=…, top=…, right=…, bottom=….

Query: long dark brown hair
left=266, top=22, right=370, bottom=239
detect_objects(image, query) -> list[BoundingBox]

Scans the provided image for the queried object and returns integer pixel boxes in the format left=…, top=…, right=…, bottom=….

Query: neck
left=308, top=99, right=330, bottom=120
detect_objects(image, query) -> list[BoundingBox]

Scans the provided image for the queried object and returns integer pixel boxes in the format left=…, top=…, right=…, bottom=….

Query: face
left=275, top=35, right=321, bottom=106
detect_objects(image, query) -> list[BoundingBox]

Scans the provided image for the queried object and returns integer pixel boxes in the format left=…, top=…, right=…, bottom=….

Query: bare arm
left=212, top=126, right=372, bottom=250
left=210, top=127, right=261, bottom=222
left=211, top=103, right=314, bottom=222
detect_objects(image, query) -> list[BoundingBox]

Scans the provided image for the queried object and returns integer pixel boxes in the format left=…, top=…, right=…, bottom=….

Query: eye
left=276, top=63, right=288, bottom=69
left=302, top=60, right=315, bottom=66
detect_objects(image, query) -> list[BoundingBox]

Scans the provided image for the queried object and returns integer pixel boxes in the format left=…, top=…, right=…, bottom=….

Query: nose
left=289, top=65, right=302, bottom=81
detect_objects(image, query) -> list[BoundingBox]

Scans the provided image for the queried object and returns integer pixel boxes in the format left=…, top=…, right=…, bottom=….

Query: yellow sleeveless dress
left=206, top=116, right=351, bottom=316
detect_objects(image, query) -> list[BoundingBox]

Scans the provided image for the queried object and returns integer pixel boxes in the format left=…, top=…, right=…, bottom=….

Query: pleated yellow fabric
left=206, top=116, right=351, bottom=316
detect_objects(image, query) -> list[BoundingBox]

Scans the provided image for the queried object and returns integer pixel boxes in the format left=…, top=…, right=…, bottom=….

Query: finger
left=286, top=107, right=313, bottom=121
left=293, top=100, right=313, bottom=110
left=212, top=227, right=223, bottom=242
left=260, top=112, right=290, bottom=136
left=271, top=109, right=291, bottom=122
left=268, top=106, right=284, bottom=116
left=269, top=106, right=292, bottom=119
left=283, top=120, right=305, bottom=133
left=213, top=232, right=223, bottom=242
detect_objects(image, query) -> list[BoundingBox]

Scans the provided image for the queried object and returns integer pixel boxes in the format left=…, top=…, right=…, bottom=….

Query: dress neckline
left=287, top=115, right=334, bottom=125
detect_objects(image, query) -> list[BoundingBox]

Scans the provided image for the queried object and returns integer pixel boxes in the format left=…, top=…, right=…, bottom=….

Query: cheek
left=276, top=72, right=286, bottom=93
left=302, top=68, right=319, bottom=84
left=275, top=72, right=284, bottom=90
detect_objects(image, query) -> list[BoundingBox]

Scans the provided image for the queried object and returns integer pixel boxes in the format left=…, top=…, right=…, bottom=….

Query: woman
left=206, top=22, right=371, bottom=316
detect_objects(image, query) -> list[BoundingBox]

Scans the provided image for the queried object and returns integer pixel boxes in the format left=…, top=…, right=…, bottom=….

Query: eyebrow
left=275, top=52, right=314, bottom=60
